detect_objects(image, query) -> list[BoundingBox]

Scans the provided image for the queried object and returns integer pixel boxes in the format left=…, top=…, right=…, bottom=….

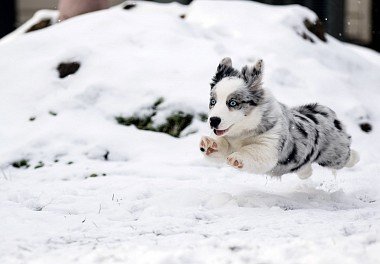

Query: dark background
left=0, top=1, right=17, bottom=38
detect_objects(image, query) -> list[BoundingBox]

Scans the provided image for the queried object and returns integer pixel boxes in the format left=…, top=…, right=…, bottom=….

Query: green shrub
left=115, top=98, right=195, bottom=138
left=12, top=159, right=30, bottom=169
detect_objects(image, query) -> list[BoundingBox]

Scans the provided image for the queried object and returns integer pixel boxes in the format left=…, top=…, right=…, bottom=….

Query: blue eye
left=210, top=99, right=216, bottom=106
left=229, top=100, right=238, bottom=107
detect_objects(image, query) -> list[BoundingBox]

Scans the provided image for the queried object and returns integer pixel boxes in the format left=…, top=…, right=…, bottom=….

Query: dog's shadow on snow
left=232, top=187, right=372, bottom=211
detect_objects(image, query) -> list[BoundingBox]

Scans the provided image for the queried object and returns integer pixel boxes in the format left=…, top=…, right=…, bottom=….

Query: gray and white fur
left=200, top=57, right=359, bottom=179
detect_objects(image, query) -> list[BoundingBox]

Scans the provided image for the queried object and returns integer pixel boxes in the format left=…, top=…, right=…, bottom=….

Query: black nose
left=209, top=116, right=221, bottom=128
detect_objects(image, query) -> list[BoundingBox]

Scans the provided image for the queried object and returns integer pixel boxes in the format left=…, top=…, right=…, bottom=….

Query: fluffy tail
left=345, top=149, right=360, bottom=168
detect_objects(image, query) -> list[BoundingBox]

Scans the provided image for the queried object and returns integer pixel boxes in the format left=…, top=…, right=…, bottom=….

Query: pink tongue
left=215, top=129, right=225, bottom=136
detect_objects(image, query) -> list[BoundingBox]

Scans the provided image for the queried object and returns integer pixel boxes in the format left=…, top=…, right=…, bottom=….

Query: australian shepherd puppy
left=200, top=57, right=359, bottom=179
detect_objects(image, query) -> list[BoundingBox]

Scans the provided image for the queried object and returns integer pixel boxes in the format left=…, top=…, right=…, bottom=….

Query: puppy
left=200, top=57, right=359, bottom=178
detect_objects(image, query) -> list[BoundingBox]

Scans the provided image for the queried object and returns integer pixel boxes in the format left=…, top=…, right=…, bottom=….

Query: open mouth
left=213, top=126, right=232, bottom=136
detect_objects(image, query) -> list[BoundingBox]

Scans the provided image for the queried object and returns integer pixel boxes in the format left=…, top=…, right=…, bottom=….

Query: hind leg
left=345, top=149, right=360, bottom=168
left=297, top=164, right=312, bottom=180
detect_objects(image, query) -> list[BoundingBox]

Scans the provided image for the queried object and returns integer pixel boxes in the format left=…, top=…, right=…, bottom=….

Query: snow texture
left=0, top=1, right=379, bottom=263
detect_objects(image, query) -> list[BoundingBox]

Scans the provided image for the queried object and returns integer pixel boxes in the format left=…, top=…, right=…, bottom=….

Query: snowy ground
left=1, top=1, right=380, bottom=263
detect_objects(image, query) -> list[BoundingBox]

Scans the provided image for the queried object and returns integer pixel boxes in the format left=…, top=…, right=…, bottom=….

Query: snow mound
left=0, top=1, right=379, bottom=263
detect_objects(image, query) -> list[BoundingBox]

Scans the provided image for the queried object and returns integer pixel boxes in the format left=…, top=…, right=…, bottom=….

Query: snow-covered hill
left=0, top=1, right=379, bottom=263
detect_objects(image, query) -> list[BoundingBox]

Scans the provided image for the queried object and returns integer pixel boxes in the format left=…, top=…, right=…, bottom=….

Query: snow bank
left=0, top=1, right=379, bottom=263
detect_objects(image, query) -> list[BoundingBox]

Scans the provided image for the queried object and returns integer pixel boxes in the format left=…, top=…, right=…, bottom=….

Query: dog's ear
left=219, top=57, right=232, bottom=67
left=210, top=57, right=239, bottom=89
left=241, top=59, right=264, bottom=89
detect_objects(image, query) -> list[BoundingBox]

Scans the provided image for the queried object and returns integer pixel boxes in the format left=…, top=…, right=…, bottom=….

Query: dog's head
left=208, top=57, right=265, bottom=137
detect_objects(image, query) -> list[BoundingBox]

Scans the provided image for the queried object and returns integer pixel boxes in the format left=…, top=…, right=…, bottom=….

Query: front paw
left=200, top=136, right=218, bottom=156
left=227, top=152, right=244, bottom=169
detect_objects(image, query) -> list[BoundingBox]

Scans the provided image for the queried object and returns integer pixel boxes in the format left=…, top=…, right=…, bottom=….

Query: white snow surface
left=1, top=1, right=380, bottom=263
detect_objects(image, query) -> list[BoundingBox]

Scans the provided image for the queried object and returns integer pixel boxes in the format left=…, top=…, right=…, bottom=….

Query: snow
left=0, top=1, right=380, bottom=263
